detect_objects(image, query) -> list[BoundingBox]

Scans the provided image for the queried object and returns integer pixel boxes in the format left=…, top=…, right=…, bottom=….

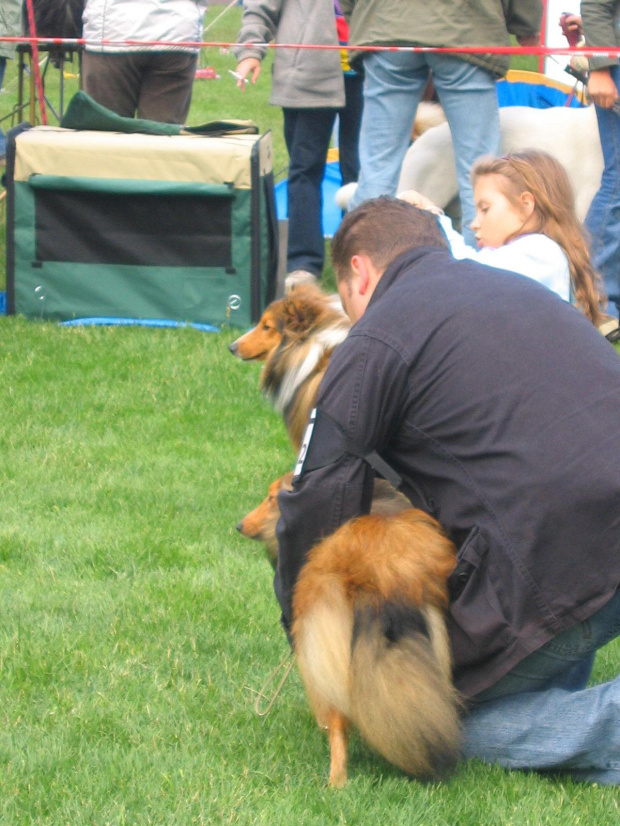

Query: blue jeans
left=584, top=66, right=620, bottom=318
left=463, top=588, right=620, bottom=784
left=350, top=52, right=500, bottom=246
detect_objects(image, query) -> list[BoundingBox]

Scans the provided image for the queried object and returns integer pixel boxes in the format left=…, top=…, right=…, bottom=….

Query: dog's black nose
left=229, top=342, right=238, bottom=355
left=236, top=521, right=243, bottom=533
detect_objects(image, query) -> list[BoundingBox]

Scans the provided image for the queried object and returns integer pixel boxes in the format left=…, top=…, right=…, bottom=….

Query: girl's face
left=470, top=174, right=534, bottom=249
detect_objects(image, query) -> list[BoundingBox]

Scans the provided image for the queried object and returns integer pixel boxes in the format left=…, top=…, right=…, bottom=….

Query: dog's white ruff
left=270, top=323, right=350, bottom=415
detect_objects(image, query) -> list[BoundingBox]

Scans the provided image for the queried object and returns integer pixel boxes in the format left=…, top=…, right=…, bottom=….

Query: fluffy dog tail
left=293, top=509, right=462, bottom=781
left=349, top=600, right=461, bottom=779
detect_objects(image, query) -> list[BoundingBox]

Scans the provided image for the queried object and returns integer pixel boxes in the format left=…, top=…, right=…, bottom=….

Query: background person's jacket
left=340, top=0, right=542, bottom=78
left=233, top=0, right=346, bottom=109
left=582, top=0, right=620, bottom=72
left=83, top=0, right=208, bottom=54
left=276, top=247, right=620, bottom=698
left=0, top=0, right=22, bottom=61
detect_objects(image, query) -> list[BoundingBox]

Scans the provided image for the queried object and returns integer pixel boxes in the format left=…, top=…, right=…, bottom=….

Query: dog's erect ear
left=278, top=285, right=327, bottom=338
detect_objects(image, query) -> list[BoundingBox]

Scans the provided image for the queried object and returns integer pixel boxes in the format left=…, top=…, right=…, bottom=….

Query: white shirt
left=439, top=215, right=571, bottom=303
left=83, top=0, right=208, bottom=54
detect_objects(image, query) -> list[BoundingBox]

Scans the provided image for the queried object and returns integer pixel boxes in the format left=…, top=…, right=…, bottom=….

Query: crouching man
left=276, top=196, right=620, bottom=783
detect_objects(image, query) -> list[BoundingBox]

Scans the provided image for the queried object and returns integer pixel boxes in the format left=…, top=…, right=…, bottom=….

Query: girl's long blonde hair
left=471, top=150, right=608, bottom=326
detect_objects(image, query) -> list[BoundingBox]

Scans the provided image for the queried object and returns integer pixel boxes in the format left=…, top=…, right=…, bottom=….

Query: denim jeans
left=584, top=65, right=620, bottom=318
left=349, top=52, right=500, bottom=246
left=463, top=588, right=620, bottom=784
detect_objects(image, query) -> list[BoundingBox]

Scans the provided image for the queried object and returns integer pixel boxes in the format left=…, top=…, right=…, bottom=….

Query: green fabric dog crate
left=5, top=125, right=277, bottom=327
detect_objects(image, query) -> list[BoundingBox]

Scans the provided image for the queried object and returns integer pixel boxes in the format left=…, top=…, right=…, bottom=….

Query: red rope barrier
left=23, top=0, right=47, bottom=125
left=0, top=36, right=619, bottom=58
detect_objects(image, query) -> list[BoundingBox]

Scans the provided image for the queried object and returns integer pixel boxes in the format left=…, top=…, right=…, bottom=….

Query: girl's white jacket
left=83, top=0, right=208, bottom=54
left=439, top=215, right=571, bottom=303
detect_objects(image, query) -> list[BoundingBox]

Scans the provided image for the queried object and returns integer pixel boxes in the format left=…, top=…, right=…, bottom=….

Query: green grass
left=0, top=320, right=619, bottom=825
left=2, top=11, right=617, bottom=824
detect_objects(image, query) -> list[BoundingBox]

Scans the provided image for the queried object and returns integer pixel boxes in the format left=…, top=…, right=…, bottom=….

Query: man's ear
left=350, top=253, right=373, bottom=295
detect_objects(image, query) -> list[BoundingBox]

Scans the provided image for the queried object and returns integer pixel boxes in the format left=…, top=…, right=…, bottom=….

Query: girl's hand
left=588, top=68, right=619, bottom=109
left=398, top=190, right=444, bottom=215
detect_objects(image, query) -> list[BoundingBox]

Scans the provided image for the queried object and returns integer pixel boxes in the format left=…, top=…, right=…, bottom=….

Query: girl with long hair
left=400, top=149, right=609, bottom=327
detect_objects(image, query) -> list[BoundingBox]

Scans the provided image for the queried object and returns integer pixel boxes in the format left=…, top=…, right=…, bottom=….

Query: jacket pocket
left=447, top=526, right=513, bottom=672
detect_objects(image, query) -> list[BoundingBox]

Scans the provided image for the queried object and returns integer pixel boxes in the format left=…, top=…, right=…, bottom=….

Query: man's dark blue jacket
left=276, top=246, right=620, bottom=698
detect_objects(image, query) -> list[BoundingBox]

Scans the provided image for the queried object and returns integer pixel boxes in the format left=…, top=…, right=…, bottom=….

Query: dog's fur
left=337, top=104, right=603, bottom=222
left=236, top=472, right=295, bottom=567
left=237, top=475, right=461, bottom=786
left=229, top=285, right=350, bottom=451
left=398, top=104, right=602, bottom=222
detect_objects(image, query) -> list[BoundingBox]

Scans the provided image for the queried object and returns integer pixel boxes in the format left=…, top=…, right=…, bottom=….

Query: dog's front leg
left=327, top=710, right=349, bottom=788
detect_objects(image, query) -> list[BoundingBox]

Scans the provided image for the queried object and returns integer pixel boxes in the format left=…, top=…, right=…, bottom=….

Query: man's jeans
left=350, top=52, right=500, bottom=246
left=584, top=65, right=620, bottom=318
left=463, top=588, right=620, bottom=784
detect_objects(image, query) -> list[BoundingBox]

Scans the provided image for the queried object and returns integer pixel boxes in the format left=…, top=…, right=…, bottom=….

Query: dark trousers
left=282, top=74, right=363, bottom=275
left=338, top=72, right=364, bottom=186
left=283, top=107, right=336, bottom=275
left=82, top=51, right=198, bottom=124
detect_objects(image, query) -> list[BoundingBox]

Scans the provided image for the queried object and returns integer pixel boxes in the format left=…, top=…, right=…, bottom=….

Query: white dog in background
left=338, top=104, right=603, bottom=223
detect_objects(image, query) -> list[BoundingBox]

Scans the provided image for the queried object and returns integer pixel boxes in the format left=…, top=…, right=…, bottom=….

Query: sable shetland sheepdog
left=237, top=473, right=411, bottom=567
left=237, top=476, right=462, bottom=787
left=229, top=285, right=350, bottom=451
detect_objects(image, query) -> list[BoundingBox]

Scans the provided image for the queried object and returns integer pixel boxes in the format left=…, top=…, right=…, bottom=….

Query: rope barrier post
left=24, top=0, right=47, bottom=125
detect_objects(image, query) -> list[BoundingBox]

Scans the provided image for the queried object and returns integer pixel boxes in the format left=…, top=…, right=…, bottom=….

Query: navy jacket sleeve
left=274, top=328, right=411, bottom=633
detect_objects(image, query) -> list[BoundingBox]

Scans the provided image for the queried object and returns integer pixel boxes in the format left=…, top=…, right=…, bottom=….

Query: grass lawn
left=1, top=8, right=619, bottom=824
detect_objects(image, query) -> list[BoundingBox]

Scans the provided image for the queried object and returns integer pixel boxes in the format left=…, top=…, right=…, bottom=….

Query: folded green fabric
left=61, top=91, right=258, bottom=137
left=182, top=120, right=258, bottom=136
left=61, top=91, right=180, bottom=134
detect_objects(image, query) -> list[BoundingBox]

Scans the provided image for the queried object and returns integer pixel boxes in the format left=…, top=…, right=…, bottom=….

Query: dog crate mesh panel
left=34, top=185, right=233, bottom=268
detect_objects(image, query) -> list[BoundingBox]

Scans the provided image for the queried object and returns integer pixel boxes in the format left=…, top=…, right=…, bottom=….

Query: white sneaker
left=284, top=269, right=318, bottom=292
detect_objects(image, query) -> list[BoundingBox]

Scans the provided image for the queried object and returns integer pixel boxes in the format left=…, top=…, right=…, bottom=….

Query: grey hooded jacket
left=234, top=0, right=345, bottom=109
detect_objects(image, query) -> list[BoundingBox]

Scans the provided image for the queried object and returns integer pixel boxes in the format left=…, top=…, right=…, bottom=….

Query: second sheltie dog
left=229, top=285, right=350, bottom=450
left=237, top=473, right=411, bottom=568
left=236, top=472, right=294, bottom=567
left=237, top=476, right=462, bottom=787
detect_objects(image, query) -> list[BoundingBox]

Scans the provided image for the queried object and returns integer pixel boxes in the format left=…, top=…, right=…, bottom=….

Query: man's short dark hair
left=331, top=196, right=449, bottom=282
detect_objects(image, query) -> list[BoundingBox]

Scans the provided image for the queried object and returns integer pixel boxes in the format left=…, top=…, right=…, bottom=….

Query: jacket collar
left=368, top=246, right=451, bottom=308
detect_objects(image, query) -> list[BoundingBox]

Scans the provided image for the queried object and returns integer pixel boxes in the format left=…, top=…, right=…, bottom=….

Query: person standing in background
left=334, top=0, right=363, bottom=191
left=81, top=0, right=208, bottom=124
left=342, top=0, right=542, bottom=246
left=234, top=0, right=363, bottom=290
left=0, top=0, right=23, bottom=162
left=581, top=0, right=620, bottom=318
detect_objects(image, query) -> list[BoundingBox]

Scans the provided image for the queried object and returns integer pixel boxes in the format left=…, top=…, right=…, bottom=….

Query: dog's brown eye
left=263, top=323, right=272, bottom=331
